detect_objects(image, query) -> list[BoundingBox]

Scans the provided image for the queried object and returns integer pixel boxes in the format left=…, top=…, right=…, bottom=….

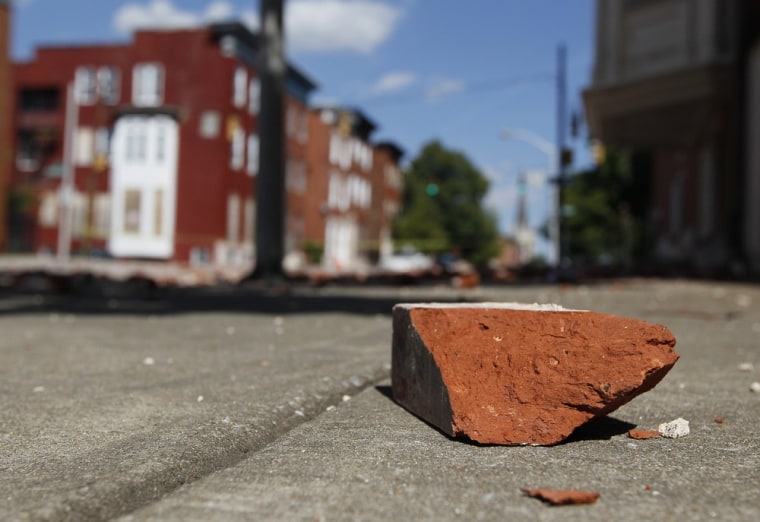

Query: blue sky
left=9, top=0, right=596, bottom=259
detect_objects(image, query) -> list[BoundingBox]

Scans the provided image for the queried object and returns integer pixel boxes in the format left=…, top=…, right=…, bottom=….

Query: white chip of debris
left=393, top=302, right=587, bottom=312
left=750, top=382, right=760, bottom=393
left=658, top=417, right=690, bottom=438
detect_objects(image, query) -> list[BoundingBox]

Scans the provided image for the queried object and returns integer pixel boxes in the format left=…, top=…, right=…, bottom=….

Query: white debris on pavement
left=33, top=386, right=45, bottom=393
left=738, top=362, right=755, bottom=371
left=736, top=294, right=752, bottom=308
left=659, top=417, right=690, bottom=438
left=342, top=395, right=351, bottom=402
left=750, top=382, right=760, bottom=393
left=142, top=357, right=155, bottom=366
left=197, top=395, right=204, bottom=402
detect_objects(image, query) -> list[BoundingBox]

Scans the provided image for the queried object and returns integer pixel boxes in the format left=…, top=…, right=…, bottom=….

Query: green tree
left=563, top=147, right=651, bottom=267
left=392, top=140, right=500, bottom=264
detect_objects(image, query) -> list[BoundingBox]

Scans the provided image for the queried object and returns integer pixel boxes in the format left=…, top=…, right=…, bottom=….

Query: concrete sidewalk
left=1, top=280, right=759, bottom=521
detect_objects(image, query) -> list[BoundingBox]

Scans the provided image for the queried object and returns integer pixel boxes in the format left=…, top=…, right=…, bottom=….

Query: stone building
left=584, top=0, right=760, bottom=274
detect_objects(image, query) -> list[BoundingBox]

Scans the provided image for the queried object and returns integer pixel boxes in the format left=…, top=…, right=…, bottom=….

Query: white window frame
left=132, top=62, right=165, bottom=107
left=233, top=67, right=247, bottom=108
left=199, top=111, right=221, bottom=139
left=230, top=126, right=245, bottom=170
left=75, top=127, right=94, bottom=166
left=97, top=66, right=121, bottom=105
left=74, top=66, right=97, bottom=105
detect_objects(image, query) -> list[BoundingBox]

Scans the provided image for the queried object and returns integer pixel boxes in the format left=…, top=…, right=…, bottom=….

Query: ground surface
left=1, top=279, right=758, bottom=521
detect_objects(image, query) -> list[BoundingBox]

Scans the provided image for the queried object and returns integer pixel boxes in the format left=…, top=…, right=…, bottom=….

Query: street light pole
left=499, top=128, right=560, bottom=266
left=556, top=43, right=568, bottom=266
left=254, top=0, right=286, bottom=279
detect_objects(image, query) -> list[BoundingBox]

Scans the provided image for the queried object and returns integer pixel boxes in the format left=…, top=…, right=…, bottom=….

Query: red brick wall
left=303, top=110, right=330, bottom=244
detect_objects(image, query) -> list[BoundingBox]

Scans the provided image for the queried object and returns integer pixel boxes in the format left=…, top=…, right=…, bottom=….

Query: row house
left=7, top=22, right=404, bottom=274
left=0, top=0, right=11, bottom=250
left=583, top=0, right=760, bottom=274
left=304, top=106, right=403, bottom=272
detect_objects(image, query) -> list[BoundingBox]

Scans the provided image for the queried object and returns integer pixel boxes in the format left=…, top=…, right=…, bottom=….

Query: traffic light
left=561, top=147, right=573, bottom=168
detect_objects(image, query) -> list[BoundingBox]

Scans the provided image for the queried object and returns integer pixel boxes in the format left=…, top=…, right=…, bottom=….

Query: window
left=248, top=79, right=260, bottom=114
left=97, top=66, right=121, bottom=105
left=19, top=88, right=59, bottom=112
left=75, top=66, right=97, bottom=105
left=93, top=127, right=110, bottom=170
left=93, top=194, right=111, bottom=237
left=199, top=111, right=221, bottom=138
left=233, top=67, right=247, bottom=108
left=153, top=189, right=164, bottom=236
left=125, top=120, right=148, bottom=163
left=244, top=198, right=255, bottom=243
left=132, top=63, right=164, bottom=107
left=286, top=106, right=297, bottom=138
left=75, top=127, right=94, bottom=166
left=38, top=192, right=58, bottom=228
left=297, top=111, right=308, bottom=144
left=227, top=193, right=240, bottom=243
left=123, top=189, right=141, bottom=234
left=246, top=134, right=259, bottom=175
left=155, top=122, right=166, bottom=162
left=286, top=159, right=307, bottom=194
left=230, top=126, right=245, bottom=170
left=16, top=130, right=41, bottom=172
left=71, top=191, right=87, bottom=238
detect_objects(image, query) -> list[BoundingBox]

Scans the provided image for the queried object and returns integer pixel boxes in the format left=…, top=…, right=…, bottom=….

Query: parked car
left=380, top=246, right=434, bottom=276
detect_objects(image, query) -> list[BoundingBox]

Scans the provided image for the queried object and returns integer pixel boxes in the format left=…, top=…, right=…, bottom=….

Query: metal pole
left=254, top=0, right=286, bottom=278
left=499, top=128, right=558, bottom=264
left=556, top=43, right=567, bottom=267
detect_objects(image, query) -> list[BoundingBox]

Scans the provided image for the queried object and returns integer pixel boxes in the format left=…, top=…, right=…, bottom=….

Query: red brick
left=521, top=488, right=600, bottom=505
left=391, top=303, right=678, bottom=445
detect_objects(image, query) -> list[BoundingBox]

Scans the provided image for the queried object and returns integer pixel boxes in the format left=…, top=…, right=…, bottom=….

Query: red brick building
left=7, top=23, right=405, bottom=275
left=304, top=106, right=403, bottom=273
left=0, top=0, right=12, bottom=251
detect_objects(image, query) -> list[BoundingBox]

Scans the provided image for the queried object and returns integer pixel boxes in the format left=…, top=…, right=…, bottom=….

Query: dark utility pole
left=254, top=0, right=286, bottom=278
left=556, top=43, right=568, bottom=266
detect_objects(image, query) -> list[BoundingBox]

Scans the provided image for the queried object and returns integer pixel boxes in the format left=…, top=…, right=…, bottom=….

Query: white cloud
left=424, top=78, right=466, bottom=102
left=114, top=0, right=199, bottom=33
left=240, top=8, right=260, bottom=31
left=286, top=0, right=402, bottom=54
left=369, top=71, right=417, bottom=95
left=203, top=0, right=235, bottom=22
left=112, top=0, right=402, bottom=55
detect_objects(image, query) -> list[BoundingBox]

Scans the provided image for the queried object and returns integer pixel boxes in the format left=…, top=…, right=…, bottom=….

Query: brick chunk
left=391, top=303, right=678, bottom=445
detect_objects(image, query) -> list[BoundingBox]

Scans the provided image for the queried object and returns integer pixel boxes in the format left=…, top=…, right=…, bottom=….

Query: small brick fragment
left=628, top=429, right=661, bottom=440
left=391, top=303, right=679, bottom=445
left=521, top=488, right=600, bottom=505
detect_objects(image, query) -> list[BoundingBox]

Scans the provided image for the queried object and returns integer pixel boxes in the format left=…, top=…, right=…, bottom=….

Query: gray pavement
left=1, top=280, right=759, bottom=521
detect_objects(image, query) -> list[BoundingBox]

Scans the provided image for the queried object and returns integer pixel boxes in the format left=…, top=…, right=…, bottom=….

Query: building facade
left=0, top=0, right=11, bottom=251
left=7, top=23, right=404, bottom=274
left=583, top=0, right=760, bottom=274
left=304, top=106, right=403, bottom=273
